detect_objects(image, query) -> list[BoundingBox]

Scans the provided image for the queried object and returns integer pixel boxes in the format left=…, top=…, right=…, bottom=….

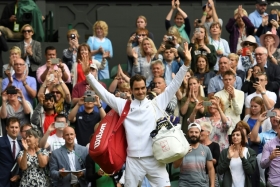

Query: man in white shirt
left=245, top=73, right=276, bottom=115
left=39, top=114, right=77, bottom=152
left=215, top=70, right=244, bottom=134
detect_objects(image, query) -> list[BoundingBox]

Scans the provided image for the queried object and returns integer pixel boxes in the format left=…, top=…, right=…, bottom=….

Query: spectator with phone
left=242, top=65, right=265, bottom=95
left=180, top=77, right=208, bottom=134
left=36, top=46, right=71, bottom=84
left=226, top=5, right=254, bottom=53
left=165, top=0, right=191, bottom=43
left=245, top=73, right=277, bottom=115
left=87, top=20, right=113, bottom=80
left=2, top=58, right=37, bottom=105
left=189, top=96, right=232, bottom=151
left=31, top=93, right=57, bottom=135
left=39, top=114, right=77, bottom=152
left=214, top=70, right=244, bottom=134
left=250, top=109, right=280, bottom=184
left=115, top=82, right=132, bottom=101
left=256, top=12, right=280, bottom=40
left=16, top=24, right=42, bottom=80
left=260, top=121, right=280, bottom=187
left=68, top=91, right=106, bottom=146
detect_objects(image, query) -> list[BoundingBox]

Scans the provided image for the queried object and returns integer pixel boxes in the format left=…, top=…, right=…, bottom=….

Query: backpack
left=89, top=101, right=131, bottom=174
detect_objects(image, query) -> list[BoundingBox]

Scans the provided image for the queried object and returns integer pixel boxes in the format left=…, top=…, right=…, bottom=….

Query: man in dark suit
left=49, top=127, right=88, bottom=187
left=255, top=46, right=280, bottom=107
left=0, top=117, right=23, bottom=187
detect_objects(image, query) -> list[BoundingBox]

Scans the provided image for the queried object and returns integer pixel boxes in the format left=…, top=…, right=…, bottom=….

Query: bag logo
left=160, top=140, right=170, bottom=152
left=94, top=123, right=107, bottom=149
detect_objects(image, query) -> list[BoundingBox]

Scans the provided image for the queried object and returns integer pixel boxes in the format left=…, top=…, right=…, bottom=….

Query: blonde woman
left=87, top=21, right=113, bottom=79
left=3, top=46, right=21, bottom=79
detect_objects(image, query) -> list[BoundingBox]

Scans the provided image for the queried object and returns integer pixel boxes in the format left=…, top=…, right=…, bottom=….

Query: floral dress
left=18, top=149, right=50, bottom=187
left=195, top=116, right=232, bottom=151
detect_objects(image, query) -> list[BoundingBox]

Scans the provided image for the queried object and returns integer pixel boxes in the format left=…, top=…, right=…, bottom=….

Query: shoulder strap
left=115, top=100, right=131, bottom=130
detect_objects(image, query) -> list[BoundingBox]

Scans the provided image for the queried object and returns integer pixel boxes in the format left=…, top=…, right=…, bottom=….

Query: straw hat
left=260, top=31, right=280, bottom=48
left=240, top=35, right=258, bottom=48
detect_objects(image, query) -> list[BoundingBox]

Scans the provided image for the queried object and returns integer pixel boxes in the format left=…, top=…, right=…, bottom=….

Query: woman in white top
left=217, top=127, right=256, bottom=187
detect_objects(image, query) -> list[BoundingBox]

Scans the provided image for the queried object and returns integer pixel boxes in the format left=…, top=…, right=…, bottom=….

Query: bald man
left=49, top=127, right=88, bottom=187
left=2, top=58, right=37, bottom=105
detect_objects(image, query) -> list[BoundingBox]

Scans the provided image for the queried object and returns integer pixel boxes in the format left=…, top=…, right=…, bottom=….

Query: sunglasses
left=22, top=30, right=32, bottom=33
left=138, top=34, right=146, bottom=37
left=51, top=91, right=61, bottom=95
left=243, top=42, right=254, bottom=46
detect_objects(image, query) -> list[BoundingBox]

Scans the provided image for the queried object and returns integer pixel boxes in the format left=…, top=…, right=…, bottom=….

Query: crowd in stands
left=1, top=0, right=280, bottom=187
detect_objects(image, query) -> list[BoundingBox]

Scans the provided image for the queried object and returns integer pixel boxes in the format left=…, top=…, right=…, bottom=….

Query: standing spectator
left=134, top=15, right=154, bottom=40
left=20, top=124, right=32, bottom=140
left=165, top=0, right=191, bottom=43
left=3, top=46, right=21, bottom=79
left=0, top=117, right=23, bottom=187
left=248, top=0, right=268, bottom=45
left=16, top=24, right=42, bottom=80
left=226, top=5, right=254, bottom=53
left=0, top=30, right=8, bottom=80
left=217, top=127, right=256, bottom=187
left=256, top=12, right=280, bottom=39
left=17, top=129, right=50, bottom=186
left=173, top=123, right=215, bottom=187
left=0, top=0, right=22, bottom=40
left=260, top=122, right=280, bottom=187
left=215, top=70, right=244, bottom=134
left=68, top=93, right=105, bottom=146
left=241, top=65, right=264, bottom=95
left=259, top=31, right=280, bottom=65
left=87, top=21, right=113, bottom=80
left=2, top=58, right=37, bottom=105
left=49, top=127, right=88, bottom=187
left=228, top=53, right=246, bottom=82
left=36, top=46, right=71, bottom=84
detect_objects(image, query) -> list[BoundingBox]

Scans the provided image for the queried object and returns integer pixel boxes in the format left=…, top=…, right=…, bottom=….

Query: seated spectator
left=132, top=38, right=162, bottom=81
left=127, top=28, right=149, bottom=76
left=198, top=0, right=223, bottom=36
left=200, top=122, right=220, bottom=187
left=209, top=22, right=230, bottom=71
left=217, top=127, right=256, bottom=187
left=189, top=25, right=216, bottom=71
left=31, top=93, right=57, bottom=134
left=165, top=0, right=191, bottom=43
left=16, top=24, right=42, bottom=80
left=256, top=11, right=280, bottom=40
left=3, top=46, right=21, bottom=79
left=260, top=122, right=280, bottom=187
left=255, top=46, right=280, bottom=107
left=62, top=29, right=80, bottom=72
left=0, top=31, right=8, bottom=79
left=226, top=5, right=254, bottom=53
left=260, top=31, right=280, bottom=65
left=242, top=65, right=264, bottom=95
left=36, top=46, right=71, bottom=84
left=68, top=92, right=105, bottom=146
left=0, top=0, right=22, bottom=40
left=180, top=77, right=207, bottom=134
left=189, top=96, right=232, bottom=150
left=20, top=123, right=32, bottom=139
left=228, top=53, right=246, bottom=82
left=208, top=56, right=242, bottom=98
left=215, top=70, right=244, bottom=133
left=17, top=129, right=50, bottom=186
left=2, top=58, right=37, bottom=105
left=193, top=55, right=216, bottom=95
left=71, top=43, right=105, bottom=86
left=39, top=114, right=77, bottom=152
left=245, top=73, right=276, bottom=115
left=237, top=35, right=258, bottom=73
left=0, top=86, right=32, bottom=126
left=49, top=127, right=88, bottom=187
left=243, top=96, right=271, bottom=133
left=87, top=21, right=113, bottom=80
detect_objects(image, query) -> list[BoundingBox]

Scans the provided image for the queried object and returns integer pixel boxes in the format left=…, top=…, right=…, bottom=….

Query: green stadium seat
left=99, top=79, right=113, bottom=89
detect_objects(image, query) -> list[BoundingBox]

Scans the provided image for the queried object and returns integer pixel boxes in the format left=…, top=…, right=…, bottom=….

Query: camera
left=55, top=122, right=65, bottom=128
left=135, top=35, right=140, bottom=41
left=120, top=92, right=127, bottom=98
left=197, top=19, right=202, bottom=24
left=267, top=111, right=276, bottom=117
left=50, top=58, right=60, bottom=65
left=6, top=88, right=17, bottom=95
left=84, top=97, right=95, bottom=102
left=203, top=101, right=212, bottom=106
left=166, top=36, right=174, bottom=41
left=70, top=34, right=75, bottom=40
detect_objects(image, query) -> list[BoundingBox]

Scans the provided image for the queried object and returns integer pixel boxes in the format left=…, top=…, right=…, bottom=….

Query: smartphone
left=49, top=74, right=54, bottom=82
left=84, top=97, right=95, bottom=102
left=203, top=101, right=212, bottom=106
left=50, top=58, right=60, bottom=65
left=254, top=77, right=259, bottom=83
left=120, top=92, right=127, bottom=98
left=269, top=14, right=277, bottom=22
left=276, top=145, right=280, bottom=150
left=150, top=82, right=155, bottom=90
left=55, top=122, right=65, bottom=128
left=70, top=34, right=75, bottom=40
left=267, top=111, right=277, bottom=117
left=6, top=88, right=17, bottom=95
left=195, top=28, right=200, bottom=33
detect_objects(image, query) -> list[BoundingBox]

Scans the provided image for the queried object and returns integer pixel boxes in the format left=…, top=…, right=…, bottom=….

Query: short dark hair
left=231, top=127, right=246, bottom=147
left=20, top=124, right=32, bottom=132
left=222, top=70, right=236, bottom=78
left=130, top=74, right=146, bottom=89
left=7, top=117, right=20, bottom=127
left=45, top=46, right=56, bottom=54
left=55, top=114, right=67, bottom=122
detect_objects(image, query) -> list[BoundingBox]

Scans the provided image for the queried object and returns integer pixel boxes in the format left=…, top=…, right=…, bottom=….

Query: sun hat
left=240, top=35, right=258, bottom=48
left=260, top=31, right=280, bottom=48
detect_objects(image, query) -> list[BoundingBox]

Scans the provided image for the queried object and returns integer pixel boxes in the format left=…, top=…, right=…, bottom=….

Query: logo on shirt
left=201, top=151, right=205, bottom=156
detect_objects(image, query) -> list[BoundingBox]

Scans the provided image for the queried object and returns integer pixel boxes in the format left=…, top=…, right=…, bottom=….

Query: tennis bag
left=89, top=101, right=130, bottom=174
